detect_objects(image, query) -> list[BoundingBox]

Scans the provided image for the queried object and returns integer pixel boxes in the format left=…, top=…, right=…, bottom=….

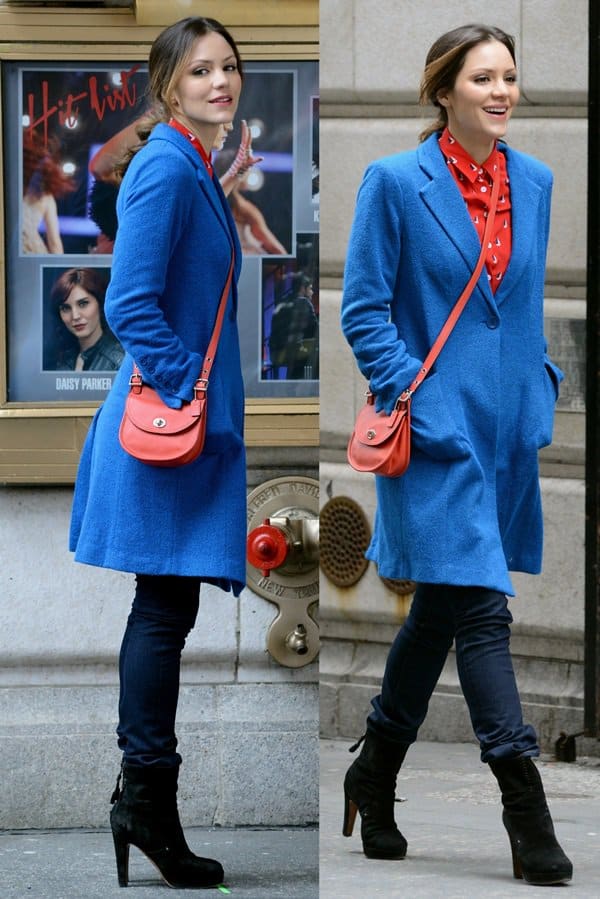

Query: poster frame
left=0, top=38, right=318, bottom=484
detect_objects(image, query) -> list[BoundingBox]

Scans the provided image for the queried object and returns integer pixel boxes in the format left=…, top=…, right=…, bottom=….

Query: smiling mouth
left=484, top=107, right=508, bottom=116
left=210, top=96, right=232, bottom=105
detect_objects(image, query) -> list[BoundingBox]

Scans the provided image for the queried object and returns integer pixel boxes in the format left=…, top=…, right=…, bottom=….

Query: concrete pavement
left=2, top=740, right=599, bottom=897
left=0, top=827, right=318, bottom=898
left=320, top=739, right=600, bottom=898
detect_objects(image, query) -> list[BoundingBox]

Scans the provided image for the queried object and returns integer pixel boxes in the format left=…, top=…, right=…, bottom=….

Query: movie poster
left=2, top=59, right=318, bottom=403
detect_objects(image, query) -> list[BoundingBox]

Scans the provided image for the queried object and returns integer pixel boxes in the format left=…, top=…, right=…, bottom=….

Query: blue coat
left=70, top=124, right=247, bottom=595
left=341, top=133, right=562, bottom=596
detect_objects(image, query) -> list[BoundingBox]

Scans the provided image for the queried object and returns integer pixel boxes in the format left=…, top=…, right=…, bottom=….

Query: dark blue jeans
left=117, top=574, right=201, bottom=767
left=368, top=584, right=539, bottom=762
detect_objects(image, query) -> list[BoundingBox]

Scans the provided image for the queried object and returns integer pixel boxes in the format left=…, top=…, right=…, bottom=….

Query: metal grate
left=379, top=576, right=416, bottom=596
left=319, top=496, right=370, bottom=587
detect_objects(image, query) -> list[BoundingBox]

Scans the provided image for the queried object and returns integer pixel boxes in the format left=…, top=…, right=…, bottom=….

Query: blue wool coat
left=70, top=124, right=247, bottom=594
left=341, top=133, right=563, bottom=596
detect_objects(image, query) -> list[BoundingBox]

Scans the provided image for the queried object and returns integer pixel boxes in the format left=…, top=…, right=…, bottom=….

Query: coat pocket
left=202, top=366, right=245, bottom=454
left=409, top=373, right=471, bottom=460
left=535, top=362, right=560, bottom=449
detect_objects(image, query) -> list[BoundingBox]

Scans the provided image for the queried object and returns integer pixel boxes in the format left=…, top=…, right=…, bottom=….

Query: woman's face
left=214, top=122, right=233, bottom=151
left=170, top=32, right=242, bottom=149
left=437, top=39, right=519, bottom=161
left=58, top=284, right=103, bottom=349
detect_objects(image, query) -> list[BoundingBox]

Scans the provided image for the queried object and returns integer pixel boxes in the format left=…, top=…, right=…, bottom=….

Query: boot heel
left=112, top=831, right=130, bottom=888
left=109, top=763, right=224, bottom=888
left=490, top=759, right=573, bottom=886
left=507, top=834, right=523, bottom=880
left=342, top=791, right=358, bottom=837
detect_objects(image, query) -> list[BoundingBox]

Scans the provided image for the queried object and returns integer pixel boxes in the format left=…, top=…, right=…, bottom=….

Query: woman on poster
left=88, top=115, right=284, bottom=254
left=341, top=24, right=572, bottom=886
left=70, top=17, right=248, bottom=889
left=22, top=131, right=75, bottom=254
left=49, top=268, right=123, bottom=371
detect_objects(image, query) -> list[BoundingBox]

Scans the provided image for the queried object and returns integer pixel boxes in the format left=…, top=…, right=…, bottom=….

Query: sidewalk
left=320, top=739, right=600, bottom=898
left=2, top=741, right=598, bottom=897
left=0, top=827, right=318, bottom=899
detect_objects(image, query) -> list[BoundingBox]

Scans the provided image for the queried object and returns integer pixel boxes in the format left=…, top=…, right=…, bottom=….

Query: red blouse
left=439, top=128, right=511, bottom=293
left=168, top=117, right=214, bottom=178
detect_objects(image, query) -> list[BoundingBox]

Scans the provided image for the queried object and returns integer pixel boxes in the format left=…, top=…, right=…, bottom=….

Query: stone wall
left=0, top=450, right=319, bottom=828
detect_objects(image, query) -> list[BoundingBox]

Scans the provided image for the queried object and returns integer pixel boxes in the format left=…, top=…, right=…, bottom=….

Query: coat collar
left=417, top=133, right=543, bottom=309
left=149, top=123, right=241, bottom=270
left=494, top=147, right=543, bottom=304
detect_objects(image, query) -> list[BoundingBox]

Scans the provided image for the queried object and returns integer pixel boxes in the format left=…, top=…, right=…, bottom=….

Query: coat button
left=486, top=318, right=499, bottom=329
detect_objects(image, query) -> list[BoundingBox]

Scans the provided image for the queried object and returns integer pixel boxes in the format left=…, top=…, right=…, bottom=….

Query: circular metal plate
left=319, top=496, right=371, bottom=587
left=380, top=576, right=416, bottom=596
left=246, top=476, right=319, bottom=602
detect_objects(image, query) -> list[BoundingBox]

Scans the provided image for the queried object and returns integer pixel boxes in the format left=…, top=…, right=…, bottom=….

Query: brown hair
left=419, top=24, right=516, bottom=142
left=116, top=16, right=243, bottom=179
left=50, top=268, right=107, bottom=319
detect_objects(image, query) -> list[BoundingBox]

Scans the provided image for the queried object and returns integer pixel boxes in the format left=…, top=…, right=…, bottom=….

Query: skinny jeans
left=117, top=574, right=201, bottom=768
left=367, top=583, right=539, bottom=762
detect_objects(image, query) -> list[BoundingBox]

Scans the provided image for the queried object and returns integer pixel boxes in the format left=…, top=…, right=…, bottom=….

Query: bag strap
left=131, top=248, right=235, bottom=397
left=397, top=166, right=501, bottom=404
left=194, top=248, right=235, bottom=395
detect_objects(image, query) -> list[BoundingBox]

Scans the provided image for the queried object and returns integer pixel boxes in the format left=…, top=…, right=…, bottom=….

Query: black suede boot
left=343, top=731, right=409, bottom=859
left=489, top=756, right=573, bottom=885
left=110, top=763, right=224, bottom=888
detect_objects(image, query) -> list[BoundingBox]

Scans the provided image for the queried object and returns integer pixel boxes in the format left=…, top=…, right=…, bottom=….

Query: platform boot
left=342, top=731, right=409, bottom=859
left=110, top=762, right=224, bottom=888
left=489, top=756, right=573, bottom=885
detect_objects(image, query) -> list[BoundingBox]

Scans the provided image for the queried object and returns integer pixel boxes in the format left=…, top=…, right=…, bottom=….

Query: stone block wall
left=0, top=449, right=319, bottom=828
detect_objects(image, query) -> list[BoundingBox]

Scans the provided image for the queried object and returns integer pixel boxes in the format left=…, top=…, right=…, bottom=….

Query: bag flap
left=353, top=401, right=409, bottom=447
left=124, top=387, right=205, bottom=436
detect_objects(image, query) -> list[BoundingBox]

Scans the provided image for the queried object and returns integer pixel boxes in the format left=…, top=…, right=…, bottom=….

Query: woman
left=341, top=24, right=572, bottom=886
left=49, top=268, right=123, bottom=371
left=22, top=132, right=75, bottom=254
left=88, top=116, right=267, bottom=253
left=69, top=17, right=247, bottom=889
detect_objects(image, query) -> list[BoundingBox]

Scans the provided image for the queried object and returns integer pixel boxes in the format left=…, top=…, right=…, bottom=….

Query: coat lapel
left=210, top=175, right=242, bottom=311
left=417, top=136, right=544, bottom=312
left=149, top=124, right=242, bottom=307
left=210, top=175, right=242, bottom=276
left=417, top=135, right=496, bottom=312
left=492, top=146, right=543, bottom=306
left=195, top=168, right=235, bottom=246
left=149, top=124, right=237, bottom=254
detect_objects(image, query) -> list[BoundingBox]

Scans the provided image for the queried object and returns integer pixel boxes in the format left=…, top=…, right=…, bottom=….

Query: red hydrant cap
left=247, top=522, right=289, bottom=576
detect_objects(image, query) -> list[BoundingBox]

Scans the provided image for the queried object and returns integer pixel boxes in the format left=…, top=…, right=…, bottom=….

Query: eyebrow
left=63, top=293, right=91, bottom=302
left=188, top=54, right=237, bottom=66
left=469, top=66, right=517, bottom=73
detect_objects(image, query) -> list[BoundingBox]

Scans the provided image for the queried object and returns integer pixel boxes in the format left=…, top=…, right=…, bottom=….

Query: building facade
left=0, top=0, right=320, bottom=828
left=320, top=0, right=592, bottom=753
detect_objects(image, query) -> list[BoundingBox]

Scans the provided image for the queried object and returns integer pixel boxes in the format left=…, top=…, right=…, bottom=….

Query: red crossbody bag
left=119, top=252, right=234, bottom=467
left=347, top=173, right=500, bottom=477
